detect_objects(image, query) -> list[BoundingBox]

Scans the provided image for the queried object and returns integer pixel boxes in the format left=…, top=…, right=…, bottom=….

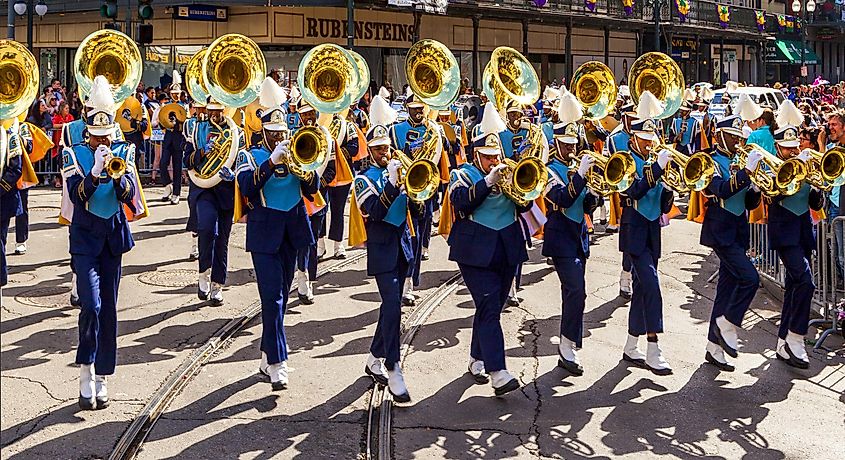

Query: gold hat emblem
left=93, top=112, right=110, bottom=126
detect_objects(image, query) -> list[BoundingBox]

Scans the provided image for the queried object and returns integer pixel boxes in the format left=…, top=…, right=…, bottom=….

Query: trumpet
left=804, top=146, right=845, bottom=191
left=735, top=144, right=807, bottom=197
left=577, top=150, right=636, bottom=196
left=652, top=143, right=715, bottom=194
left=285, top=126, right=329, bottom=181
left=105, top=155, right=127, bottom=179
left=395, top=126, right=442, bottom=202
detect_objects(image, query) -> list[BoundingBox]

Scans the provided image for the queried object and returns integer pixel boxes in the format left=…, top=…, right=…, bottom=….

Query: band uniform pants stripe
left=196, top=197, right=233, bottom=285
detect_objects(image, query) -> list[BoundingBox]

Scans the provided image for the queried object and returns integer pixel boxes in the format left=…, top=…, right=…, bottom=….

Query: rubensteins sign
left=305, top=18, right=416, bottom=43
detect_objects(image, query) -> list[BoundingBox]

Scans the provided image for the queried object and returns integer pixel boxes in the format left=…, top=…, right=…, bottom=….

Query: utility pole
left=347, top=0, right=354, bottom=49
left=7, top=0, right=14, bottom=39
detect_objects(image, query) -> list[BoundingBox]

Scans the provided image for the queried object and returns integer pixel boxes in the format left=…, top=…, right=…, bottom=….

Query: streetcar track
left=109, top=251, right=367, bottom=460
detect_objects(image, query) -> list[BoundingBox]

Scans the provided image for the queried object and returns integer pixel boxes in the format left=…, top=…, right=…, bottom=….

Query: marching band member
left=184, top=97, right=236, bottom=305
left=669, top=101, right=701, bottom=156
left=60, top=76, right=145, bottom=409
left=607, top=104, right=636, bottom=297
left=286, top=87, right=302, bottom=132
left=701, top=115, right=762, bottom=371
left=769, top=118, right=825, bottom=369
left=12, top=120, right=33, bottom=256
left=159, top=72, right=186, bottom=205
left=448, top=103, right=531, bottom=396
left=183, top=97, right=209, bottom=261
left=322, top=109, right=359, bottom=260
left=349, top=99, right=370, bottom=131
left=1, top=119, right=24, bottom=288
left=388, top=93, right=437, bottom=306
left=355, top=95, right=420, bottom=403
left=235, top=78, right=322, bottom=390
left=619, top=91, right=675, bottom=375
left=543, top=91, right=599, bottom=375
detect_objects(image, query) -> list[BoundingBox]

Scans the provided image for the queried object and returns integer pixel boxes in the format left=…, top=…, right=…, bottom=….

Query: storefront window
left=143, top=46, right=173, bottom=90
left=38, top=48, right=58, bottom=91
left=384, top=49, right=409, bottom=92
left=264, top=49, right=309, bottom=87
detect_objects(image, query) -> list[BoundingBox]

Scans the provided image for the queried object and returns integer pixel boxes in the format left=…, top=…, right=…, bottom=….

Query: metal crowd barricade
left=751, top=217, right=845, bottom=350
left=32, top=131, right=161, bottom=180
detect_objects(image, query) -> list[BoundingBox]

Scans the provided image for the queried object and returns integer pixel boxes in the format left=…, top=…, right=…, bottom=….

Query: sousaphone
left=74, top=29, right=143, bottom=108
left=628, top=52, right=685, bottom=120
left=0, top=40, right=39, bottom=120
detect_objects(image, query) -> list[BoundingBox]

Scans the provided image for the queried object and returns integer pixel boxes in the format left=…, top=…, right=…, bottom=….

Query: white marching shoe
left=333, top=240, right=346, bottom=259
left=402, top=279, right=416, bottom=306
left=622, top=334, right=646, bottom=367
left=268, top=361, right=289, bottom=391
left=364, top=353, right=389, bottom=386
left=432, top=209, right=441, bottom=226
left=777, top=332, right=809, bottom=369
left=189, top=235, right=199, bottom=260
left=160, top=183, right=172, bottom=202
left=714, top=315, right=739, bottom=357
left=705, top=341, right=735, bottom=372
left=387, top=365, right=411, bottom=403
left=645, top=340, right=672, bottom=375
left=468, top=358, right=489, bottom=384
left=259, top=352, right=270, bottom=376
left=14, top=242, right=26, bottom=255
left=197, top=270, right=211, bottom=301
left=490, top=369, right=519, bottom=396
left=557, top=335, right=584, bottom=376
left=169, top=194, right=180, bottom=205
left=210, top=282, right=224, bottom=306
left=619, top=270, right=633, bottom=299
left=316, top=238, right=327, bottom=260
left=295, top=270, right=314, bottom=305
left=421, top=247, right=430, bottom=261
left=95, top=375, right=109, bottom=408
left=79, top=364, right=96, bottom=410
left=506, top=279, right=520, bottom=307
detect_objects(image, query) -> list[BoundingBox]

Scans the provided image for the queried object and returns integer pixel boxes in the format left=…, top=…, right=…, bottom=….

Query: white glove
left=270, top=140, right=291, bottom=165
left=577, top=154, right=595, bottom=178
left=91, top=145, right=109, bottom=177
left=750, top=183, right=761, bottom=193
left=484, top=163, right=508, bottom=187
left=745, top=149, right=763, bottom=172
left=387, top=159, right=401, bottom=186
left=656, top=148, right=672, bottom=169
left=797, top=149, right=813, bottom=162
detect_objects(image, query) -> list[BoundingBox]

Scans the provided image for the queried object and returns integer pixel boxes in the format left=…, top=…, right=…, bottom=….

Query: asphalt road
left=1, top=187, right=843, bottom=459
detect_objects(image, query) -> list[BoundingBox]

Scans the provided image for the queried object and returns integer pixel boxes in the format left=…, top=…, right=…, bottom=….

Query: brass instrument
left=405, top=39, right=460, bottom=109
left=188, top=117, right=241, bottom=188
left=185, top=48, right=211, bottom=105
left=0, top=120, right=7, bottom=178
left=628, top=52, right=685, bottom=120
left=297, top=44, right=358, bottom=114
left=117, top=97, right=144, bottom=133
left=106, top=155, right=126, bottom=179
left=286, top=125, right=330, bottom=180
left=158, top=102, right=188, bottom=130
left=578, top=150, right=637, bottom=196
left=482, top=47, right=540, bottom=111
left=74, top=29, right=142, bottom=107
left=395, top=125, right=442, bottom=202
left=203, top=34, right=266, bottom=108
left=653, top=143, right=715, bottom=194
left=347, top=50, right=371, bottom=103
left=804, top=147, right=845, bottom=191
left=499, top=156, right=548, bottom=207
left=736, top=143, right=807, bottom=197
left=0, top=40, right=39, bottom=120
left=571, top=61, right=618, bottom=121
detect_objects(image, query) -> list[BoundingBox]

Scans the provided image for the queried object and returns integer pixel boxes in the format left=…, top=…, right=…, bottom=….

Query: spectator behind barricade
left=26, top=99, right=54, bottom=186
left=50, top=101, right=74, bottom=188
left=51, top=79, right=65, bottom=102
left=799, top=127, right=820, bottom=152
left=826, top=110, right=844, bottom=281
left=68, top=91, right=83, bottom=119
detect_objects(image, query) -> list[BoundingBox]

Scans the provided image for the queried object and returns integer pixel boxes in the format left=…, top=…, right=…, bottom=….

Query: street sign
left=173, top=4, right=228, bottom=22
left=725, top=50, right=737, bottom=63
left=801, top=66, right=808, bottom=77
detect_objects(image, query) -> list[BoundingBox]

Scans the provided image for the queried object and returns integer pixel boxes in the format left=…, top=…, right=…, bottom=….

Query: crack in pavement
left=511, top=305, right=542, bottom=459
left=393, top=424, right=529, bottom=437
left=2, top=374, right=69, bottom=403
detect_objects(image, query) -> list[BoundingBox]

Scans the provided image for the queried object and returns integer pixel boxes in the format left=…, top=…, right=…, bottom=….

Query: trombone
left=735, top=143, right=807, bottom=197
left=652, top=143, right=715, bottom=194
left=804, top=146, right=845, bottom=191
left=577, top=150, right=636, bottom=197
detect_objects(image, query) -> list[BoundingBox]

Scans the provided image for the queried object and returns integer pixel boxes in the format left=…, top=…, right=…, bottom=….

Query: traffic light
left=100, top=1, right=118, bottom=19
left=138, top=1, right=154, bottom=20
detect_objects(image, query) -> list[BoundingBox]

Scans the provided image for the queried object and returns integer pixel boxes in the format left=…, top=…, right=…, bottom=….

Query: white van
left=710, top=87, right=787, bottom=120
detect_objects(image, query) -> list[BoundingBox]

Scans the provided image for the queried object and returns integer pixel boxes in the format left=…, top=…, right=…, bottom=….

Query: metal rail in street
left=109, top=251, right=368, bottom=460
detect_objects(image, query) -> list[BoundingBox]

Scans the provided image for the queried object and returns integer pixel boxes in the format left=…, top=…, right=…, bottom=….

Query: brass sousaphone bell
left=74, top=29, right=143, bottom=109
left=571, top=61, right=618, bottom=121
left=0, top=40, right=39, bottom=121
left=628, top=52, right=685, bottom=120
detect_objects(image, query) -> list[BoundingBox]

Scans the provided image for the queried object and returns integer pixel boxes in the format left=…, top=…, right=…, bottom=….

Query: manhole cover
left=138, top=269, right=197, bottom=287
left=15, top=286, right=73, bottom=308
left=6, top=272, right=37, bottom=284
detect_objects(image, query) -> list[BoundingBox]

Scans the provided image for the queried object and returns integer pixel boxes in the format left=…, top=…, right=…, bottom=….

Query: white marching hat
left=85, top=75, right=117, bottom=137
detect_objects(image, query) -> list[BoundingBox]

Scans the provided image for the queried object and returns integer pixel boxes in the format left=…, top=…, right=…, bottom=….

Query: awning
left=773, top=40, right=820, bottom=65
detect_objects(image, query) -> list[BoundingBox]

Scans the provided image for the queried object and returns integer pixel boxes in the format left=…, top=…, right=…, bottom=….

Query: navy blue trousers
left=159, top=145, right=183, bottom=196
left=252, top=242, right=297, bottom=364
left=326, top=184, right=351, bottom=242
left=629, top=251, right=663, bottom=336
left=622, top=252, right=632, bottom=272
left=15, top=188, right=28, bottom=243
left=370, top=254, right=409, bottom=370
left=553, top=256, right=587, bottom=347
left=73, top=251, right=122, bottom=375
left=777, top=245, right=815, bottom=338
left=1, top=215, right=10, bottom=286
left=196, top=197, right=233, bottom=284
left=297, top=210, right=325, bottom=279
left=460, top=240, right=515, bottom=373
left=708, top=244, right=759, bottom=344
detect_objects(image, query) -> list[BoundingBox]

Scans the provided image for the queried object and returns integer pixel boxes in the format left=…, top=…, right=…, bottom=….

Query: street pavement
left=1, top=187, right=843, bottom=459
